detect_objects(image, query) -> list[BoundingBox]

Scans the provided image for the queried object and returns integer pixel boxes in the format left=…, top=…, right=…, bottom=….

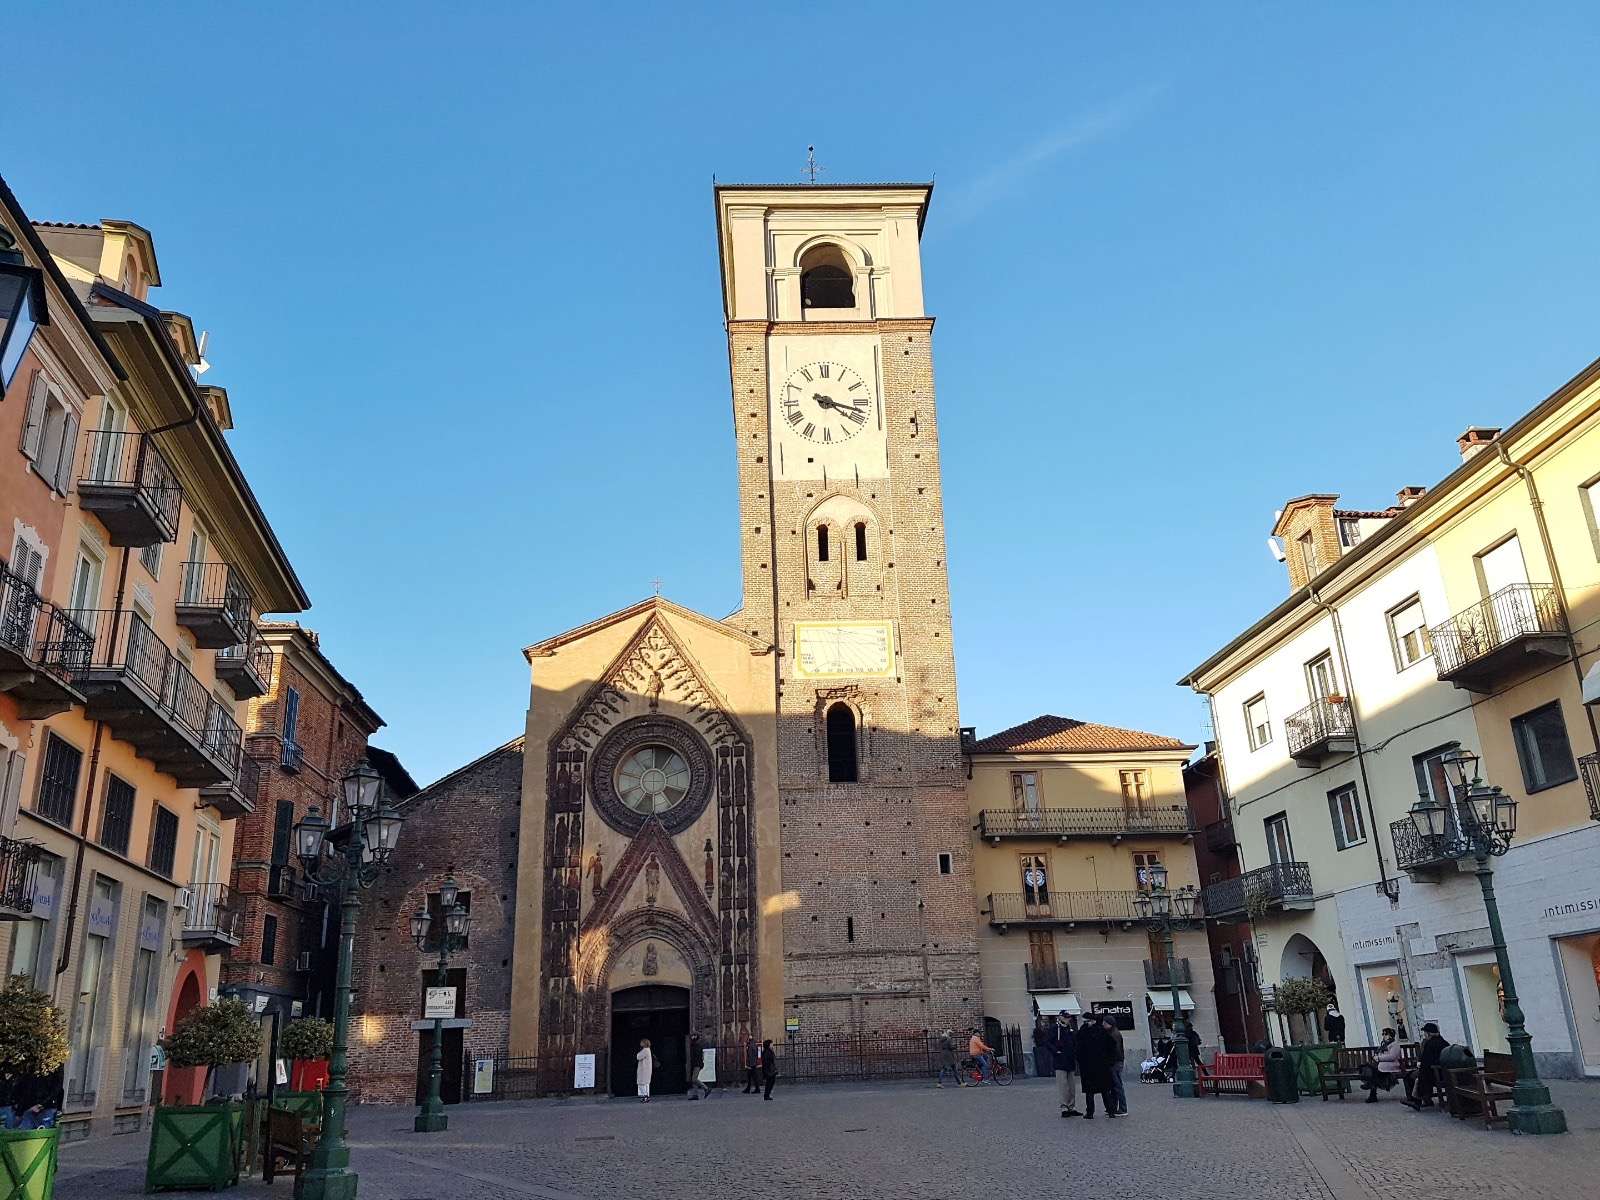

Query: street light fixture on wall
left=293, top=761, right=406, bottom=1200
left=1403, top=747, right=1564, bottom=1135
left=411, top=872, right=470, bottom=1133
left=1132, top=862, right=1202, bottom=1099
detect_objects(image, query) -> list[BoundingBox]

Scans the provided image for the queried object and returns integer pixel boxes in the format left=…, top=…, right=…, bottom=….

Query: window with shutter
left=53, top=408, right=78, bottom=493
left=19, top=372, right=48, bottom=460
left=0, top=750, right=25, bottom=835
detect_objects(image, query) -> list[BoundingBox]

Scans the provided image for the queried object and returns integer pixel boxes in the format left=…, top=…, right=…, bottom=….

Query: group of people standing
left=634, top=1035, right=777, bottom=1102
left=1038, top=1013, right=1128, bottom=1119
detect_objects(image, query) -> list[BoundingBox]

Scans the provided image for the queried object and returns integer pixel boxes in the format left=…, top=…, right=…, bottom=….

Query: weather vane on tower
left=803, top=145, right=825, bottom=184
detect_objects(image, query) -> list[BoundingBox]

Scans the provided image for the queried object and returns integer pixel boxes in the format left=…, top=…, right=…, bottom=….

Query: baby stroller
left=1140, top=1038, right=1176, bottom=1083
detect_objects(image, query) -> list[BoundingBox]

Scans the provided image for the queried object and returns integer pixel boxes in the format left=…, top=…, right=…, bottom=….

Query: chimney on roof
left=1457, top=426, right=1501, bottom=462
left=1396, top=486, right=1426, bottom=508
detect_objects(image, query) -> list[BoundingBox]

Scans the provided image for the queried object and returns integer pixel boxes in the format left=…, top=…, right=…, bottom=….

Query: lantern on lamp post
left=0, top=226, right=46, bottom=394
left=1134, top=861, right=1203, bottom=1098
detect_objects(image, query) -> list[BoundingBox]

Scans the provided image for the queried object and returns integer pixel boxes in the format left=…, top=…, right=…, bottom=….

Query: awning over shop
left=1583, top=660, right=1600, bottom=706
left=1145, top=989, right=1196, bottom=1012
left=1033, top=992, right=1083, bottom=1017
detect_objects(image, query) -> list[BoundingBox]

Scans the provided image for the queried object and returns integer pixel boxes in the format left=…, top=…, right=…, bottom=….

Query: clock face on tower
left=779, top=361, right=874, bottom=444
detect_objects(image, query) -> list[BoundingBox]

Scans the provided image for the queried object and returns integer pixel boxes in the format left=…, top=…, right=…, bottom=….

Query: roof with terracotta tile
left=968, top=715, right=1195, bottom=755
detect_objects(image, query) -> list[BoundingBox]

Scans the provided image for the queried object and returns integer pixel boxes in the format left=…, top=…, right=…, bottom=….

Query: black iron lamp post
left=1405, top=748, right=1566, bottom=1135
left=294, top=762, right=406, bottom=1200
left=410, top=873, right=470, bottom=1133
left=1132, top=862, right=1202, bottom=1099
left=0, top=226, right=47, bottom=394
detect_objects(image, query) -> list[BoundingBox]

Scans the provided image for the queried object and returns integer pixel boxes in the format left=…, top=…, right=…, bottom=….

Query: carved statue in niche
left=645, top=669, right=664, bottom=711
left=645, top=854, right=660, bottom=906
left=703, top=838, right=715, bottom=898
left=588, top=847, right=605, bottom=899
left=643, top=943, right=658, bottom=977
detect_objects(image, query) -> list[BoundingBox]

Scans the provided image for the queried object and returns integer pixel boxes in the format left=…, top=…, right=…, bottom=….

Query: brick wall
left=348, top=741, right=523, bottom=1104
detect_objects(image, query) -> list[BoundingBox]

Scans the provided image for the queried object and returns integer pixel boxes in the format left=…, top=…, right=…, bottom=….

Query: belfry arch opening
left=800, top=243, right=855, bottom=310
left=826, top=702, right=858, bottom=782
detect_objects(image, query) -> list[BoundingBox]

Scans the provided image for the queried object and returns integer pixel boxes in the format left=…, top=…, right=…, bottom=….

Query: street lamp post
left=294, top=762, right=406, bottom=1200
left=1133, top=863, right=1202, bottom=1099
left=1406, top=748, right=1566, bottom=1135
left=410, top=873, right=470, bottom=1133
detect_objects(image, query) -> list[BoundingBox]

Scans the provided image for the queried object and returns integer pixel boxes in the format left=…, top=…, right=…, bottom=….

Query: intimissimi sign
left=1541, top=895, right=1600, bottom=921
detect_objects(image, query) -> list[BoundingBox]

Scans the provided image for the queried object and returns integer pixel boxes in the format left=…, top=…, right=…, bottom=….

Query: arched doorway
left=1280, top=933, right=1336, bottom=1045
left=163, top=968, right=204, bottom=1104
left=609, top=985, right=690, bottom=1097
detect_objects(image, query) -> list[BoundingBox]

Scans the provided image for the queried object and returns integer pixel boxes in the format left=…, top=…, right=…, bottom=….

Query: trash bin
left=1265, top=1048, right=1299, bottom=1104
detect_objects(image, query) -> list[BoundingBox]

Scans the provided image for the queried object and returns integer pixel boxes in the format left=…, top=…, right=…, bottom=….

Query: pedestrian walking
left=742, top=1037, right=761, bottom=1094
left=1323, top=1004, right=1346, bottom=1045
left=688, top=1033, right=711, bottom=1100
left=1053, top=1014, right=1081, bottom=1118
left=1074, top=1017, right=1117, bottom=1119
left=934, top=1029, right=966, bottom=1088
left=1032, top=1018, right=1055, bottom=1077
left=760, top=1038, right=778, bottom=1100
left=1103, top=1016, right=1128, bottom=1114
left=635, top=1038, right=655, bottom=1103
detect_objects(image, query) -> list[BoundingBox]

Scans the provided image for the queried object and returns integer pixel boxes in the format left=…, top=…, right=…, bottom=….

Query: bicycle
left=960, top=1055, right=1013, bottom=1086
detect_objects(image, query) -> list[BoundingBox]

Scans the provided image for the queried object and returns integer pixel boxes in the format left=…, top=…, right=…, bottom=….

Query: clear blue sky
left=7, top=4, right=1599, bottom=784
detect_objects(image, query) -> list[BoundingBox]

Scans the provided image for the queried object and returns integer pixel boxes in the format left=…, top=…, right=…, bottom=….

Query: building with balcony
left=964, top=714, right=1215, bottom=1066
left=1181, top=362, right=1600, bottom=1073
left=0, top=177, right=312, bottom=1138
left=218, top=622, right=414, bottom=1092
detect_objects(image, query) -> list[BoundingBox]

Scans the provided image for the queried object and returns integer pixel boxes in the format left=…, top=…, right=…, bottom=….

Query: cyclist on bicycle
left=968, top=1029, right=997, bottom=1084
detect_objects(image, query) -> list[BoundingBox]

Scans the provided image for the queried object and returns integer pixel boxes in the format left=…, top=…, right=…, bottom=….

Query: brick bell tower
left=714, top=183, right=980, bottom=1033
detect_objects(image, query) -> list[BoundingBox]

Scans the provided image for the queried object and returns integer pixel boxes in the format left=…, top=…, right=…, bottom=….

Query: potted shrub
left=1274, top=977, right=1337, bottom=1092
left=0, top=976, right=69, bottom=1200
left=145, top=999, right=261, bottom=1193
left=273, top=1018, right=332, bottom=1123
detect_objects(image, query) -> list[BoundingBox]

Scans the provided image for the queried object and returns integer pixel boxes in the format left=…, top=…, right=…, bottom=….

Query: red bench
left=1196, top=1052, right=1266, bottom=1097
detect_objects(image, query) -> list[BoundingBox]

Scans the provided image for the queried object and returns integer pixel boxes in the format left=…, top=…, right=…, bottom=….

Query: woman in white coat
left=635, top=1038, right=655, bottom=1102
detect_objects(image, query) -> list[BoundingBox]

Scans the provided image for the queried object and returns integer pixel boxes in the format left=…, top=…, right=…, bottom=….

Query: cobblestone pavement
left=51, top=1077, right=1600, bottom=1200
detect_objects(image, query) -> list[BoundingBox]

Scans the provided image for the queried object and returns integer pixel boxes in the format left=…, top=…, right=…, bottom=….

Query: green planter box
left=144, top=1103, right=243, bottom=1193
left=1284, top=1044, right=1337, bottom=1096
left=269, top=1091, right=322, bottom=1124
left=0, top=1127, right=59, bottom=1200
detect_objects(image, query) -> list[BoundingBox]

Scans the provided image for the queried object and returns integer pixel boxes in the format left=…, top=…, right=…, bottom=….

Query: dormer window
left=799, top=244, right=855, bottom=310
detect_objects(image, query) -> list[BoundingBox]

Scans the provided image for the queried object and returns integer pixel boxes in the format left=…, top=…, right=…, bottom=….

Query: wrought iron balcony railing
left=281, top=739, right=304, bottom=772
left=175, top=561, right=253, bottom=649
left=978, top=805, right=1195, bottom=840
left=1203, top=818, right=1237, bottom=855
left=216, top=633, right=272, bottom=700
left=1582, top=752, right=1600, bottom=823
left=1389, top=811, right=1468, bottom=876
left=1285, top=695, right=1356, bottom=763
left=267, top=862, right=298, bottom=900
left=181, top=882, right=242, bottom=949
left=1428, top=583, right=1567, bottom=689
left=988, top=890, right=1152, bottom=927
left=1024, top=961, right=1071, bottom=991
left=0, top=561, right=90, bottom=717
left=1202, top=861, right=1314, bottom=920
left=1143, top=957, right=1193, bottom=987
left=0, top=836, right=42, bottom=914
left=76, top=430, right=182, bottom=546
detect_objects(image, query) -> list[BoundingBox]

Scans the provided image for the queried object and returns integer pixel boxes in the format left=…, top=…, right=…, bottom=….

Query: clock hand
left=812, top=393, right=838, bottom=411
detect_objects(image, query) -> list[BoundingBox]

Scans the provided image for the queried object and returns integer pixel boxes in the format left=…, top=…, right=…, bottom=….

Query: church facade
left=350, top=183, right=983, bottom=1099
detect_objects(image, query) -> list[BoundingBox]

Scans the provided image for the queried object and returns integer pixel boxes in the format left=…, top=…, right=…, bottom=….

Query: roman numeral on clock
left=803, top=422, right=815, bottom=438
left=787, top=410, right=803, bottom=426
left=818, top=363, right=829, bottom=378
left=822, top=428, right=832, bottom=443
left=799, top=368, right=813, bottom=382
left=843, top=408, right=866, bottom=424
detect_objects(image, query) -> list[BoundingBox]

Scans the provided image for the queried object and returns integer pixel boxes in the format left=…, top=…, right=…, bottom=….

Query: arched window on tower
left=826, top=703, right=858, bottom=783
left=800, top=244, right=856, bottom=310
left=854, top=522, right=868, bottom=562
left=816, top=525, right=830, bottom=562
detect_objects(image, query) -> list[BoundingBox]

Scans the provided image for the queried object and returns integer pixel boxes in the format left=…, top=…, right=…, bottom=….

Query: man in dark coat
left=1032, top=1019, right=1055, bottom=1077
left=760, top=1039, right=778, bottom=1101
left=742, top=1038, right=761, bottom=1095
left=1323, top=1005, right=1347, bottom=1044
left=1074, top=1017, right=1118, bottom=1119
left=1053, top=1014, right=1081, bottom=1117
left=1403, top=1022, right=1447, bottom=1108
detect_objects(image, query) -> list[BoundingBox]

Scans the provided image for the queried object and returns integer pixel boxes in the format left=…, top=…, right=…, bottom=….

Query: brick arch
left=576, top=907, right=718, bottom=1041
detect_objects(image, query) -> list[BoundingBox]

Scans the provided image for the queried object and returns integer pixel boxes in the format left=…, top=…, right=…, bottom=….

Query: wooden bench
left=262, top=1106, right=320, bottom=1184
left=1195, top=1052, right=1266, bottom=1097
left=1446, top=1050, right=1515, bottom=1129
left=1317, top=1044, right=1419, bottom=1100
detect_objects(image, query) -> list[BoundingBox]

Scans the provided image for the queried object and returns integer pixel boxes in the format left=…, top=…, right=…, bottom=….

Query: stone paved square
left=49, top=1077, right=1600, bottom=1199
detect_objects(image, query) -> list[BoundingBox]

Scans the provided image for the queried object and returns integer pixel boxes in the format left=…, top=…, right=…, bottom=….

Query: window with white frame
left=18, top=372, right=79, bottom=494
left=1510, top=701, right=1578, bottom=793
left=1327, top=783, right=1367, bottom=850
left=1244, top=694, right=1272, bottom=750
left=6, top=853, right=62, bottom=987
left=1010, top=770, right=1039, bottom=810
left=1264, top=813, right=1294, bottom=864
left=1388, top=596, right=1432, bottom=670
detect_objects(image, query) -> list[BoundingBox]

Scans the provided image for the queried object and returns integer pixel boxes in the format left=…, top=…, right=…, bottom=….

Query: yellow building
left=1183, top=357, right=1600, bottom=1079
left=964, top=715, right=1212, bottom=1063
left=0, top=178, right=306, bottom=1138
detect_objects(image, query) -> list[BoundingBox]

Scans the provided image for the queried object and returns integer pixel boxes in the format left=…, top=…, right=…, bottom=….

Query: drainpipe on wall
left=1494, top=442, right=1600, bottom=758
left=1308, top=585, right=1398, bottom=904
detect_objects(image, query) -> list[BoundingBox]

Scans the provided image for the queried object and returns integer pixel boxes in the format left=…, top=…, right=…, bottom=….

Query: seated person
left=1403, top=1022, right=1448, bottom=1108
left=1358, top=1028, right=1404, bottom=1102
